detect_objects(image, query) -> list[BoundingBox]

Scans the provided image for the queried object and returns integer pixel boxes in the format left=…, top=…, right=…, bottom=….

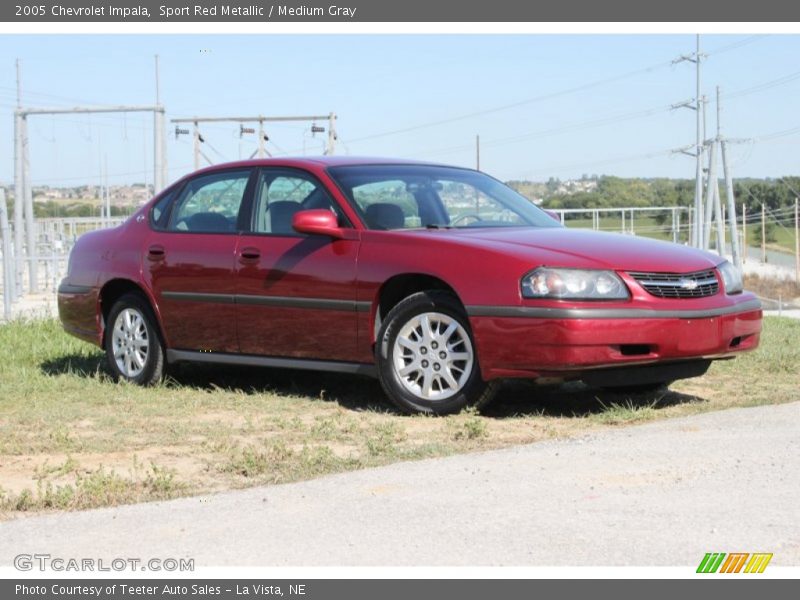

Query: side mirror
left=544, top=209, right=562, bottom=223
left=292, top=209, right=344, bottom=238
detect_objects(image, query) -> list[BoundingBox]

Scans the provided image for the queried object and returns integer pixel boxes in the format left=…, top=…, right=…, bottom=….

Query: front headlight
left=521, top=267, right=629, bottom=300
left=717, top=261, right=743, bottom=294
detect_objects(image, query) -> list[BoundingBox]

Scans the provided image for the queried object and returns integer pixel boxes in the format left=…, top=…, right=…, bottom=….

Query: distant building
left=555, top=179, right=598, bottom=195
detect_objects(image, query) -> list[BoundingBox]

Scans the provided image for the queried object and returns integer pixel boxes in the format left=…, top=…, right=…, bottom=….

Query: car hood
left=420, top=227, right=723, bottom=272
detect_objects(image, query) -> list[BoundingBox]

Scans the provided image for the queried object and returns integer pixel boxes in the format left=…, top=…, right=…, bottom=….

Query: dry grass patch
left=744, top=273, right=800, bottom=305
left=0, top=317, right=797, bottom=518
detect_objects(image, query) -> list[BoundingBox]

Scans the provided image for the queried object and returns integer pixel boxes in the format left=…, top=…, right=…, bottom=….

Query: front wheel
left=376, top=291, right=496, bottom=415
left=105, top=293, right=165, bottom=386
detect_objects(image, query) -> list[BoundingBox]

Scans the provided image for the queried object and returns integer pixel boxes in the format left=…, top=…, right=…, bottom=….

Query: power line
left=705, top=34, right=768, bottom=56
left=342, top=62, right=800, bottom=162
left=408, top=103, right=679, bottom=159
left=515, top=119, right=800, bottom=179
left=723, top=70, right=800, bottom=100
left=346, top=60, right=678, bottom=145
left=775, top=176, right=800, bottom=198
left=523, top=145, right=681, bottom=177
left=345, top=35, right=769, bottom=146
left=751, top=124, right=800, bottom=142
left=28, top=164, right=194, bottom=185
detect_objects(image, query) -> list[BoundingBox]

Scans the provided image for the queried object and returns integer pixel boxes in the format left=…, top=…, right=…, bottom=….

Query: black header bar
left=3, top=0, right=800, bottom=23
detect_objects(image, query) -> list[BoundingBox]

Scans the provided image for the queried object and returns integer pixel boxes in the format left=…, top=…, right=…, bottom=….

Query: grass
left=0, top=317, right=798, bottom=517
left=563, top=214, right=684, bottom=244
left=750, top=224, right=798, bottom=255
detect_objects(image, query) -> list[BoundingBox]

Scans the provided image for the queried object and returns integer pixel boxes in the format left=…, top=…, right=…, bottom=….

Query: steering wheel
left=450, top=213, right=484, bottom=226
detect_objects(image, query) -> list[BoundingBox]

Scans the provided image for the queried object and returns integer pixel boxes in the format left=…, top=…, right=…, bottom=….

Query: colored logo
left=697, top=552, right=773, bottom=573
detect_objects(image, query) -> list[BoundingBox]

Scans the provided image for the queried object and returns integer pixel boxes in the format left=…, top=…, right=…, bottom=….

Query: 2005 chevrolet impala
left=58, top=157, right=762, bottom=414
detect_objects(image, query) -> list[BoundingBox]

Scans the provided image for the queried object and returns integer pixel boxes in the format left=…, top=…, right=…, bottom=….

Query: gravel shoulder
left=1, top=402, right=797, bottom=567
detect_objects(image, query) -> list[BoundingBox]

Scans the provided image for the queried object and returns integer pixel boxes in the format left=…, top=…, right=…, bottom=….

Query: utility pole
left=716, top=86, right=740, bottom=270
left=712, top=151, right=725, bottom=255
left=672, top=35, right=705, bottom=248
left=13, top=59, right=23, bottom=299
left=153, top=55, right=167, bottom=193
left=104, top=154, right=111, bottom=224
left=22, top=107, right=36, bottom=293
left=474, top=134, right=481, bottom=212
left=240, top=122, right=270, bottom=158
left=720, top=139, right=740, bottom=268
left=703, top=139, right=718, bottom=251
left=761, top=203, right=767, bottom=263
left=257, top=120, right=267, bottom=158
left=696, top=85, right=742, bottom=267
left=173, top=114, right=338, bottom=166
left=742, top=202, right=747, bottom=264
left=1, top=188, right=12, bottom=320
left=705, top=87, right=725, bottom=256
left=326, top=112, right=337, bottom=155
left=14, top=103, right=167, bottom=297
left=693, top=35, right=704, bottom=249
left=687, top=206, right=693, bottom=247
left=13, top=57, right=39, bottom=293
left=193, top=121, right=202, bottom=170
left=795, top=197, right=799, bottom=284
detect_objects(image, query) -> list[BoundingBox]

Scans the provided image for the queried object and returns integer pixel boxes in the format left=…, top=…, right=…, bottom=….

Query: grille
left=628, top=269, right=719, bottom=299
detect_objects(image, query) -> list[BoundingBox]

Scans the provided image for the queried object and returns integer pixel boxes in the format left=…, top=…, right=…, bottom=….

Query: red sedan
left=58, top=157, right=761, bottom=414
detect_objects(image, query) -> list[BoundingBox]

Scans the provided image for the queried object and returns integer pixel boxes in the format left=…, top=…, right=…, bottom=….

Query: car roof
left=185, top=155, right=453, bottom=176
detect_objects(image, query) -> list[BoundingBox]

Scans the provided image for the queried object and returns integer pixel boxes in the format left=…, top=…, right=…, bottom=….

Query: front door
left=235, top=168, right=360, bottom=361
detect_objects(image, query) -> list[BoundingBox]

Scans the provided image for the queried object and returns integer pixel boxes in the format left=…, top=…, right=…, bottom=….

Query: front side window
left=351, top=180, right=420, bottom=229
left=252, top=169, right=342, bottom=235
left=328, top=164, right=560, bottom=230
left=168, top=170, right=250, bottom=233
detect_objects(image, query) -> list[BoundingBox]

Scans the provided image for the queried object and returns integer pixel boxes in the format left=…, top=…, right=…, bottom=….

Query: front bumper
left=467, top=298, right=762, bottom=381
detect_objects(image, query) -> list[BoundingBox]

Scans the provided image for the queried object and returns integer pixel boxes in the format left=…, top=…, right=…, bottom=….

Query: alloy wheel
left=391, top=311, right=474, bottom=401
left=111, top=307, right=149, bottom=378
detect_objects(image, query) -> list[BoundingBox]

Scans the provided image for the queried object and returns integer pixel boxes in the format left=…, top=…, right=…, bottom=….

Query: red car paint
left=58, top=157, right=761, bottom=384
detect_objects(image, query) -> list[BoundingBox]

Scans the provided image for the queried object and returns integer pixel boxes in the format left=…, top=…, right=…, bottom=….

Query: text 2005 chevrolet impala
left=58, top=157, right=762, bottom=414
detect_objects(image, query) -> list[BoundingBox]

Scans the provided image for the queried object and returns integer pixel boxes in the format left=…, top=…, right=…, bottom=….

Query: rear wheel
left=105, top=293, right=165, bottom=386
left=376, top=291, right=496, bottom=415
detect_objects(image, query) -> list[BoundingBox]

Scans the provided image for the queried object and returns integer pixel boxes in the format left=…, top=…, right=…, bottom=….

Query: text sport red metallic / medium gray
left=58, top=157, right=762, bottom=414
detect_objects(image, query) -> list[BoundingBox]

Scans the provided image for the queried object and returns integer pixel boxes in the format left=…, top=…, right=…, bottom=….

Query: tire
left=105, top=292, right=165, bottom=386
left=599, top=381, right=672, bottom=394
left=375, top=291, right=497, bottom=415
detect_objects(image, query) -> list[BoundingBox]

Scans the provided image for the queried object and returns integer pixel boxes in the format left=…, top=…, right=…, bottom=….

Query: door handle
left=147, top=244, right=165, bottom=261
left=238, top=247, right=261, bottom=264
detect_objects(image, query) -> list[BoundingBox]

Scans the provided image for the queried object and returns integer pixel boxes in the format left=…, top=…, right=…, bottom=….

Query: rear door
left=144, top=168, right=254, bottom=353
left=235, top=167, right=361, bottom=361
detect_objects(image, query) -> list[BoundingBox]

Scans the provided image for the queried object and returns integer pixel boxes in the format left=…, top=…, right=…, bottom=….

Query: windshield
left=327, top=164, right=560, bottom=230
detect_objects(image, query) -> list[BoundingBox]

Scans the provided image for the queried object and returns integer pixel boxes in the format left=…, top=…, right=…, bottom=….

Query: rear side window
left=168, top=170, right=251, bottom=233
left=150, top=188, right=176, bottom=230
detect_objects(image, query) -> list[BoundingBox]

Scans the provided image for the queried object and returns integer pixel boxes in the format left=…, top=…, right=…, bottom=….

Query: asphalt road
left=1, top=403, right=798, bottom=567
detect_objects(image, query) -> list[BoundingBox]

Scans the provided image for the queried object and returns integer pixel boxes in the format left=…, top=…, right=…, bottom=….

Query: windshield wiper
left=425, top=223, right=453, bottom=230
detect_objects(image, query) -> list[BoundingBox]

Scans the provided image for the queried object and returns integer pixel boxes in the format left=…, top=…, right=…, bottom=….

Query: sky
left=0, top=34, right=798, bottom=188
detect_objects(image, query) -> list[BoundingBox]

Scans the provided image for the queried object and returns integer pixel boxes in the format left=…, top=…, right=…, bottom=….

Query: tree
left=753, top=222, right=777, bottom=244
